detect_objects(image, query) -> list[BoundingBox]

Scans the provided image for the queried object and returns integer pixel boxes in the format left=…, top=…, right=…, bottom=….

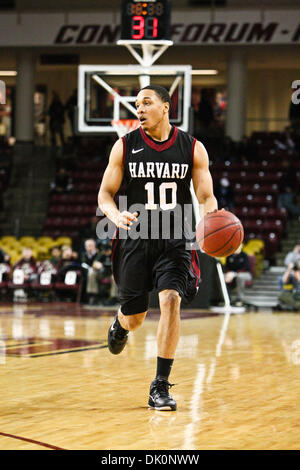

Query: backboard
left=77, top=64, right=192, bottom=134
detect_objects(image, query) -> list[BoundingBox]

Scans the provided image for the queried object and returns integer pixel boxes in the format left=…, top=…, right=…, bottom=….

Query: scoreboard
left=121, top=0, right=172, bottom=41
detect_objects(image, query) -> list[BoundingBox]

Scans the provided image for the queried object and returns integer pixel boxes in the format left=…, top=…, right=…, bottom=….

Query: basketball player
left=98, top=85, right=218, bottom=411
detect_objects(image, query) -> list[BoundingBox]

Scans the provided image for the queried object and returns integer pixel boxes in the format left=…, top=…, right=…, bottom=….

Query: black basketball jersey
left=121, top=126, right=196, bottom=239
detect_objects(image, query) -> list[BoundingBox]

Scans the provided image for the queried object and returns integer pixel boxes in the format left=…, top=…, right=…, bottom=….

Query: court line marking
left=0, top=431, right=67, bottom=450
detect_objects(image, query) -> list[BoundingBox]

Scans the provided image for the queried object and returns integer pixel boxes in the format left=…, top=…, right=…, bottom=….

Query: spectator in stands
left=289, top=99, right=300, bottom=135
left=277, top=160, right=300, bottom=218
left=65, top=89, right=77, bottom=139
left=196, top=88, right=215, bottom=131
left=12, top=247, right=37, bottom=301
left=56, top=245, right=81, bottom=282
left=48, top=91, right=65, bottom=147
left=80, top=239, right=103, bottom=305
left=50, top=246, right=61, bottom=267
left=13, top=247, right=37, bottom=282
left=37, top=258, right=58, bottom=277
left=278, top=260, right=300, bottom=311
left=98, top=240, right=118, bottom=306
left=224, top=245, right=252, bottom=306
left=237, top=135, right=258, bottom=161
left=222, top=135, right=238, bottom=162
left=284, top=242, right=300, bottom=267
left=0, top=247, right=11, bottom=289
left=0, top=247, right=10, bottom=265
left=50, top=167, right=73, bottom=193
left=274, top=127, right=296, bottom=153
left=214, top=177, right=234, bottom=210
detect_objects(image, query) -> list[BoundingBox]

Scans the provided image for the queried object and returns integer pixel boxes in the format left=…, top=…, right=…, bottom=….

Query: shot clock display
left=121, top=0, right=172, bottom=41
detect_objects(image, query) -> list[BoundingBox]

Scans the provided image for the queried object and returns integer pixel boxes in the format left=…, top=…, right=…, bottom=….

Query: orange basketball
left=196, top=209, right=244, bottom=257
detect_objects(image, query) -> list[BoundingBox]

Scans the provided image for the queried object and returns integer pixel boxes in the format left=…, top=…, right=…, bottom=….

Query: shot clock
left=121, top=0, right=172, bottom=41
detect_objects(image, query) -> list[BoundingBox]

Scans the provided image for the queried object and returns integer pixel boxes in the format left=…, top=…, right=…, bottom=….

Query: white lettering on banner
left=291, top=80, right=300, bottom=105
left=0, top=81, right=5, bottom=104
left=0, top=10, right=299, bottom=46
left=52, top=21, right=294, bottom=45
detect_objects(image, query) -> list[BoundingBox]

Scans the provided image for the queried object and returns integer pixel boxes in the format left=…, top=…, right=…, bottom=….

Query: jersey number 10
left=145, top=182, right=177, bottom=210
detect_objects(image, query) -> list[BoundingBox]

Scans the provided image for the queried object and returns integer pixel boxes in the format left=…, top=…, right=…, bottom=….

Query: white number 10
left=145, top=182, right=177, bottom=210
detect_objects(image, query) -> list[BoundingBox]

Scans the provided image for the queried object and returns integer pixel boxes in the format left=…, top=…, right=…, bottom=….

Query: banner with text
left=0, top=10, right=299, bottom=46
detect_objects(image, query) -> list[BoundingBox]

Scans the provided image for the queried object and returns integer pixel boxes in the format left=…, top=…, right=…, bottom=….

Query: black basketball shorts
left=111, top=232, right=201, bottom=316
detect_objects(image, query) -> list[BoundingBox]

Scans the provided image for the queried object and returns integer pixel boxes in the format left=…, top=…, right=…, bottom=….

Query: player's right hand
left=116, top=211, right=138, bottom=230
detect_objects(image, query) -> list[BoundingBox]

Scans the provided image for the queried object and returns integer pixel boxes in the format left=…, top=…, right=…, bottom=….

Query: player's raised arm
left=98, top=138, right=138, bottom=230
left=192, top=140, right=218, bottom=218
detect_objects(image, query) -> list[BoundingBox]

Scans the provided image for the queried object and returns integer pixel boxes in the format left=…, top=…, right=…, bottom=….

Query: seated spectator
left=35, top=258, right=59, bottom=301
left=284, top=242, right=300, bottom=267
left=289, top=100, right=300, bottom=135
left=0, top=247, right=10, bottom=265
left=37, top=258, right=59, bottom=280
left=278, top=260, right=300, bottom=311
left=277, top=160, right=300, bottom=219
left=214, top=177, right=234, bottom=210
left=13, top=247, right=37, bottom=282
left=50, top=167, right=73, bottom=194
left=0, top=247, right=11, bottom=295
left=274, top=127, right=296, bottom=153
left=49, top=246, right=61, bottom=268
left=56, top=245, right=81, bottom=282
left=81, top=239, right=103, bottom=305
left=237, top=135, right=258, bottom=161
left=98, top=240, right=118, bottom=306
left=224, top=245, right=252, bottom=306
left=222, top=136, right=238, bottom=162
left=12, top=247, right=37, bottom=301
left=55, top=245, right=81, bottom=301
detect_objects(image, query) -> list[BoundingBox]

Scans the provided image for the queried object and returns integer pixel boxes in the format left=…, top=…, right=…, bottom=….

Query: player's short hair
left=140, top=85, right=172, bottom=114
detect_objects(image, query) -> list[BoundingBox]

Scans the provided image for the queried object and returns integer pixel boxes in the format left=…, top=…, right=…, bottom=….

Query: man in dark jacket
left=48, top=91, right=65, bottom=147
left=81, top=239, right=103, bottom=304
left=224, top=245, right=252, bottom=305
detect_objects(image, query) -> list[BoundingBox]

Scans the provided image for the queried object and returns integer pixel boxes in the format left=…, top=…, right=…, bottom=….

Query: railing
left=246, top=118, right=290, bottom=134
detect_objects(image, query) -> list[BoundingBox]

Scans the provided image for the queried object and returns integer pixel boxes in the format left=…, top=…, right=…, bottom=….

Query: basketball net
left=111, top=119, right=140, bottom=138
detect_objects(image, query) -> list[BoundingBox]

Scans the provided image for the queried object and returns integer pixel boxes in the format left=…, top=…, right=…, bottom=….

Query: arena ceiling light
left=0, top=71, right=17, bottom=76
left=192, top=70, right=218, bottom=75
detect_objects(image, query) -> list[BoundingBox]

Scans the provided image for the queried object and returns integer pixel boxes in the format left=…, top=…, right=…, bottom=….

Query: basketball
left=196, top=209, right=244, bottom=258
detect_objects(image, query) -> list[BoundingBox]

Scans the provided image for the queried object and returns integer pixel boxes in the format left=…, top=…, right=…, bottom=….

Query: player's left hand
left=116, top=211, right=138, bottom=230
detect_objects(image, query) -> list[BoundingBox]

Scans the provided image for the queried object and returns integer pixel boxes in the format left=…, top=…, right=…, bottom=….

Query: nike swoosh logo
left=132, top=148, right=144, bottom=154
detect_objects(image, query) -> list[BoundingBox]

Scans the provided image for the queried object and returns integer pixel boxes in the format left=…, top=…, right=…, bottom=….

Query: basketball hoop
left=111, top=119, right=140, bottom=138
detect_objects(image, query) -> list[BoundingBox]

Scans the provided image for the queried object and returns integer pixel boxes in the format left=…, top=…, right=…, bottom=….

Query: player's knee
left=126, top=311, right=146, bottom=330
left=159, top=290, right=181, bottom=311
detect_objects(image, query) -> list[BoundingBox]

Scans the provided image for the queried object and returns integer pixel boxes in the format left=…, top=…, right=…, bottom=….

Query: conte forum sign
left=0, top=10, right=299, bottom=46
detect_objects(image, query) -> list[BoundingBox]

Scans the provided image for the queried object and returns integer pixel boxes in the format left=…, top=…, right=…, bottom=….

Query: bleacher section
left=43, top=131, right=300, bottom=262
left=210, top=131, right=300, bottom=259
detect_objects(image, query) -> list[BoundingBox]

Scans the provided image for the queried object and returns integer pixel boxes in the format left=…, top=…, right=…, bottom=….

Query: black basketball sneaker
left=107, top=315, right=129, bottom=355
left=148, top=377, right=177, bottom=411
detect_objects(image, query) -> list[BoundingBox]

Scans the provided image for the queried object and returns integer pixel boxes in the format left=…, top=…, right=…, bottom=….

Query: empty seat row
left=233, top=183, right=278, bottom=195
left=49, top=204, right=97, bottom=216
left=234, top=207, right=287, bottom=223
left=212, top=171, right=285, bottom=183
left=234, top=194, right=277, bottom=207
left=211, top=159, right=300, bottom=172
left=241, top=219, right=284, bottom=236
left=50, top=193, right=97, bottom=204
left=44, top=216, right=91, bottom=229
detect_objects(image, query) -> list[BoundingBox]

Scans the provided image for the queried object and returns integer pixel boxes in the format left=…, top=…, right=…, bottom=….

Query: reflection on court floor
left=0, top=303, right=299, bottom=450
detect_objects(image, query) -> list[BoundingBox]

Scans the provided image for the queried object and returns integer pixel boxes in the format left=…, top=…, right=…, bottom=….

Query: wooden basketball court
left=0, top=303, right=299, bottom=450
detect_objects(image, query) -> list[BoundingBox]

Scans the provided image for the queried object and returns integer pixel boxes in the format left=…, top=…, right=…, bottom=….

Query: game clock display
left=121, top=0, right=172, bottom=41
